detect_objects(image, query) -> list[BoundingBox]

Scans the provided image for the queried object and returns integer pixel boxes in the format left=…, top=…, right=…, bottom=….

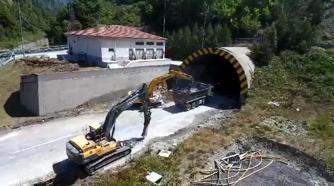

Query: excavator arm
left=102, top=83, right=151, bottom=140
left=86, top=83, right=151, bottom=141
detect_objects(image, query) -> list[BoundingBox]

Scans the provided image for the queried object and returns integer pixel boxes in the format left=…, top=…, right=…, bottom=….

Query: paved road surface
left=0, top=103, right=215, bottom=186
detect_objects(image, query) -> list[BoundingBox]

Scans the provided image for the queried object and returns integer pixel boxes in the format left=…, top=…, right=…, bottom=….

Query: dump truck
left=147, top=69, right=193, bottom=106
left=173, top=79, right=213, bottom=110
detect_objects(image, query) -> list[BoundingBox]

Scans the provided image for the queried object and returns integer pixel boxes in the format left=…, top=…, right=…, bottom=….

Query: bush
left=309, top=116, right=334, bottom=138
left=251, top=48, right=334, bottom=101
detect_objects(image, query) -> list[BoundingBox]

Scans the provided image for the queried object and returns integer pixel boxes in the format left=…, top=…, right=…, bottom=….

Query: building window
left=146, top=42, right=154, bottom=45
left=156, top=42, right=164, bottom=46
left=135, top=42, right=144, bottom=45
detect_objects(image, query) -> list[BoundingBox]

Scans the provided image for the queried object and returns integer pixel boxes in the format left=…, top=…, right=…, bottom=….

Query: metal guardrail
left=14, top=45, right=68, bottom=55
left=0, top=52, right=15, bottom=67
left=0, top=45, right=68, bottom=68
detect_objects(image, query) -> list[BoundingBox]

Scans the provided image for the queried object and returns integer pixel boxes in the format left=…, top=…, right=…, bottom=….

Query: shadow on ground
left=163, top=95, right=240, bottom=114
left=35, top=159, right=88, bottom=186
left=4, top=91, right=34, bottom=117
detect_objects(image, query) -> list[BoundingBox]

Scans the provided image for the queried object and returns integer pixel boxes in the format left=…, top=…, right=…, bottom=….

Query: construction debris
left=146, top=172, right=163, bottom=184
left=190, top=151, right=288, bottom=186
left=158, top=150, right=172, bottom=158
left=16, top=58, right=80, bottom=73
left=267, top=101, right=280, bottom=107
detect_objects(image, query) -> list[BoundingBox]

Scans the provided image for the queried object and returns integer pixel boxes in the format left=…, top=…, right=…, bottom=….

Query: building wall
left=20, top=75, right=39, bottom=115
left=68, top=35, right=166, bottom=65
left=20, top=65, right=170, bottom=115
left=100, top=39, right=166, bottom=63
left=100, top=39, right=116, bottom=62
left=68, top=36, right=102, bottom=65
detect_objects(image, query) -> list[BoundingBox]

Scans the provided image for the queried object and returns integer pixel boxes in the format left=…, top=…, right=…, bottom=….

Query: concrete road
left=0, top=103, right=216, bottom=186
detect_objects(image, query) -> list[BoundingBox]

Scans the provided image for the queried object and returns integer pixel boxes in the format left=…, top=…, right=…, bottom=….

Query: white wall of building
left=68, top=36, right=166, bottom=64
left=68, top=36, right=102, bottom=58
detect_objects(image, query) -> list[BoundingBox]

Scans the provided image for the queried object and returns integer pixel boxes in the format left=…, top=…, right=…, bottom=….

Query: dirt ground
left=190, top=137, right=332, bottom=186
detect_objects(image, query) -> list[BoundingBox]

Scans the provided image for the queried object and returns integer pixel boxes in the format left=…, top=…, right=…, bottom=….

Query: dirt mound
left=16, top=58, right=80, bottom=74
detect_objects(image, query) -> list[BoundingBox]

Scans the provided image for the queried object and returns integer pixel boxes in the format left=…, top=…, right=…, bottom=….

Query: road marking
left=12, top=134, right=74, bottom=154
left=0, top=132, right=18, bottom=142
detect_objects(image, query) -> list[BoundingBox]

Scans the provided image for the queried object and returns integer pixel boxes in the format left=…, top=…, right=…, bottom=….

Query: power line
left=18, top=0, right=25, bottom=57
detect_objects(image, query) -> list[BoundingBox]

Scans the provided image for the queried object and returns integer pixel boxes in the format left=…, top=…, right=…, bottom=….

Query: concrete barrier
left=20, top=65, right=170, bottom=115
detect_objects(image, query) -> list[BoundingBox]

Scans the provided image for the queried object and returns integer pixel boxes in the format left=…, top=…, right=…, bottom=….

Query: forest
left=0, top=0, right=332, bottom=60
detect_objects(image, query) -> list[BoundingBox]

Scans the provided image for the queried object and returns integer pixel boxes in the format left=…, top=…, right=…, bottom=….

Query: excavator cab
left=85, top=123, right=106, bottom=142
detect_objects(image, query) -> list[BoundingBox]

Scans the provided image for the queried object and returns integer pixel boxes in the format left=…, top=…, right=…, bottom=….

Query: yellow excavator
left=66, top=84, right=151, bottom=174
left=147, top=69, right=193, bottom=105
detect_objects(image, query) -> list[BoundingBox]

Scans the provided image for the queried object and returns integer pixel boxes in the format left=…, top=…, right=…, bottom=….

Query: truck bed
left=173, top=80, right=212, bottom=110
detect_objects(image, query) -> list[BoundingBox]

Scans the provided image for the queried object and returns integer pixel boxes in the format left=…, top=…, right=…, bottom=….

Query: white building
left=66, top=25, right=166, bottom=67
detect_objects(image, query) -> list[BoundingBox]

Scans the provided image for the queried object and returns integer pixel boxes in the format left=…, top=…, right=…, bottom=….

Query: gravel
left=260, top=116, right=308, bottom=136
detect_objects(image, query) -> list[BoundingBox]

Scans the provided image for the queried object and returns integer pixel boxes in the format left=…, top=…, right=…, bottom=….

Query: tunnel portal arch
left=180, top=47, right=254, bottom=99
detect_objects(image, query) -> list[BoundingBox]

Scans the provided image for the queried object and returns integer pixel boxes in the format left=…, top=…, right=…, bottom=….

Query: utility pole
left=201, top=1, right=209, bottom=48
left=18, top=0, right=25, bottom=57
left=162, top=0, right=167, bottom=37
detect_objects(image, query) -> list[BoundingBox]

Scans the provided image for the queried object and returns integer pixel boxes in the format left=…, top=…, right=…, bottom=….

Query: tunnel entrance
left=177, top=48, right=250, bottom=109
left=183, top=54, right=241, bottom=97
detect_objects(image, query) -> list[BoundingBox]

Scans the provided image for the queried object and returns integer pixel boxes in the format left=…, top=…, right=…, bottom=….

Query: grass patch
left=309, top=115, right=334, bottom=168
left=0, top=64, right=25, bottom=127
left=309, top=115, right=334, bottom=138
left=92, top=128, right=239, bottom=185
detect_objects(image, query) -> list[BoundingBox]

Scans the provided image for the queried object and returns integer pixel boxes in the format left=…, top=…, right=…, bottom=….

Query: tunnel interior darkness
left=183, top=54, right=241, bottom=99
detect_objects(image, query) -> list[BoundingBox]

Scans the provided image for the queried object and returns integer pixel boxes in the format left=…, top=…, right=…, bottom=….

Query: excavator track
left=84, top=146, right=131, bottom=174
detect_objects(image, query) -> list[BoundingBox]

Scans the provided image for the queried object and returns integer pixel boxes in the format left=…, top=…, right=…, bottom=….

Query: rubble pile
left=16, top=58, right=80, bottom=73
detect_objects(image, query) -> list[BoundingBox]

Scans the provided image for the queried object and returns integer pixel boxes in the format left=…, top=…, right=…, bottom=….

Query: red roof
left=67, top=25, right=166, bottom=40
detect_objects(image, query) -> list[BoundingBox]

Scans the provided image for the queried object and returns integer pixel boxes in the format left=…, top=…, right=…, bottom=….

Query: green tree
left=204, top=23, right=215, bottom=47
left=251, top=24, right=277, bottom=66
left=99, top=1, right=117, bottom=25
left=214, top=0, right=242, bottom=19
left=72, top=0, right=101, bottom=28
left=215, top=24, right=232, bottom=46
left=251, top=0, right=326, bottom=65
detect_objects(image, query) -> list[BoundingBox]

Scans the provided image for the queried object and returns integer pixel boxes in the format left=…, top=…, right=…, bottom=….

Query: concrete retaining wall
left=20, top=65, right=170, bottom=115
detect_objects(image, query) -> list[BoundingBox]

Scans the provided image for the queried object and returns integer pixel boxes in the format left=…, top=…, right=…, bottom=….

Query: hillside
left=0, top=0, right=68, bottom=49
left=323, top=2, right=334, bottom=40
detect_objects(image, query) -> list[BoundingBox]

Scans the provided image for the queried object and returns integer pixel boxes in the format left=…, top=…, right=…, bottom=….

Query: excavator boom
left=102, top=83, right=151, bottom=139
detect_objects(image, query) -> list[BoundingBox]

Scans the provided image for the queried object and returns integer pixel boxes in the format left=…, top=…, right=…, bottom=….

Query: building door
left=156, top=49, right=164, bottom=59
left=129, top=49, right=136, bottom=60
left=135, top=49, right=144, bottom=60
left=109, top=48, right=115, bottom=61
left=146, top=49, right=154, bottom=59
